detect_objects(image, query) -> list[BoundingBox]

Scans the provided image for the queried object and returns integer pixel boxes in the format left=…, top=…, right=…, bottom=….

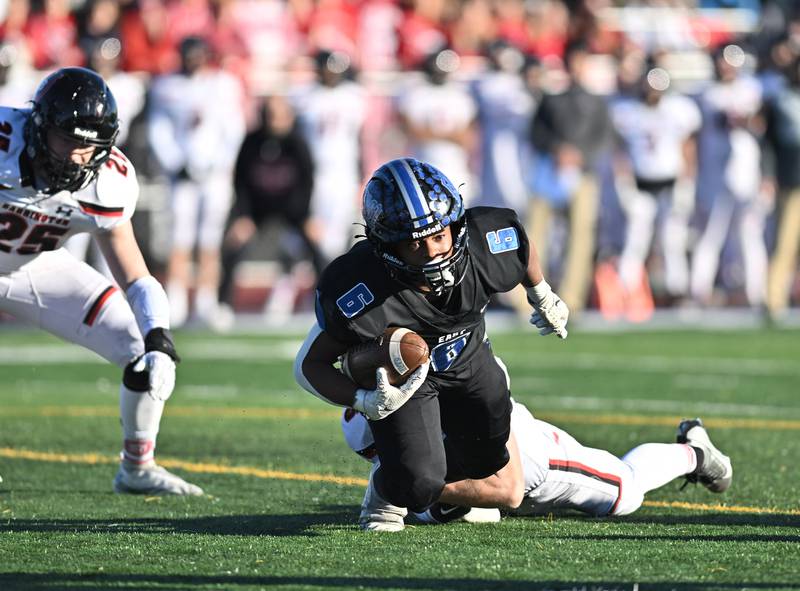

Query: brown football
left=341, top=327, right=430, bottom=389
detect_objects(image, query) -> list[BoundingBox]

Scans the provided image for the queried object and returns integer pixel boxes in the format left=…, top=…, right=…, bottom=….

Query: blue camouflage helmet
left=362, top=158, right=468, bottom=295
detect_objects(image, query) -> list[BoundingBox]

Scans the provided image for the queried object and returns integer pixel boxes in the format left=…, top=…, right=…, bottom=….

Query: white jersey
left=612, top=93, right=701, bottom=181
left=397, top=80, right=476, bottom=190
left=148, top=69, right=245, bottom=177
left=0, top=106, right=138, bottom=273
left=293, top=80, right=366, bottom=180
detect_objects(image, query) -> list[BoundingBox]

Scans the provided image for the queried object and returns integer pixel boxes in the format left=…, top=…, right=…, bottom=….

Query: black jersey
left=315, top=207, right=529, bottom=375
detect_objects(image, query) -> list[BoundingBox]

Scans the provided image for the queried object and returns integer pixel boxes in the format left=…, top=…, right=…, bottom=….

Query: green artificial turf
left=0, top=327, right=797, bottom=591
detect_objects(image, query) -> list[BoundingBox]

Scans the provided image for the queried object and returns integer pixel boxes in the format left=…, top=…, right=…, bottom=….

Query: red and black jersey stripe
left=83, top=286, right=118, bottom=326
left=78, top=200, right=124, bottom=217
left=549, top=459, right=623, bottom=514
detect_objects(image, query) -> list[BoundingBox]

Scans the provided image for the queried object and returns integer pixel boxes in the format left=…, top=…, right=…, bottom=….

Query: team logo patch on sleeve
left=486, top=227, right=519, bottom=254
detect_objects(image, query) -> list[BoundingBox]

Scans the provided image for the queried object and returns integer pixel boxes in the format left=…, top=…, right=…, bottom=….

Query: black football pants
left=368, top=342, right=512, bottom=512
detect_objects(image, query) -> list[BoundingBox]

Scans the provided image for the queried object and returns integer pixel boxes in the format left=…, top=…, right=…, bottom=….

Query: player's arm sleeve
left=294, top=322, right=359, bottom=407
left=474, top=208, right=532, bottom=293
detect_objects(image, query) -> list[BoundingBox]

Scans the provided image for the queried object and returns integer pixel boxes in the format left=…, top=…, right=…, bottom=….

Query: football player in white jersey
left=341, top=396, right=732, bottom=526
left=397, top=47, right=477, bottom=204
left=148, top=36, right=246, bottom=329
left=293, top=50, right=366, bottom=265
left=0, top=67, right=202, bottom=496
left=611, top=66, right=701, bottom=314
left=691, top=45, right=769, bottom=307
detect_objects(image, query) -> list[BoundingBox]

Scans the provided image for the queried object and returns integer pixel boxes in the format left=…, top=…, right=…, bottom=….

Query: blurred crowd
left=2, top=0, right=800, bottom=328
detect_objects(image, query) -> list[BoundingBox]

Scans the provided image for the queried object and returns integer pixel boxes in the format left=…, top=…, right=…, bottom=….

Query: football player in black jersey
left=295, top=158, right=568, bottom=531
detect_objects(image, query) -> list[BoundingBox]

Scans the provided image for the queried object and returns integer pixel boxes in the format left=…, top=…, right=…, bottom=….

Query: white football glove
left=527, top=279, right=569, bottom=339
left=133, top=351, right=176, bottom=402
left=352, top=361, right=430, bottom=421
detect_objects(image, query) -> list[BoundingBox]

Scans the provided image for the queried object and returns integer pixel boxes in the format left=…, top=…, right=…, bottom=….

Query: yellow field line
left=641, top=500, right=800, bottom=515
left=3, top=406, right=800, bottom=430
left=1, top=446, right=797, bottom=516
left=0, top=447, right=367, bottom=487
left=0, top=406, right=340, bottom=419
left=540, top=412, right=800, bottom=431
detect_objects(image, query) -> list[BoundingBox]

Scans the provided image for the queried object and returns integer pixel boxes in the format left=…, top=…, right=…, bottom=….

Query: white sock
left=194, top=287, right=218, bottom=319
left=119, top=384, right=164, bottom=466
left=621, top=443, right=697, bottom=493
left=166, top=283, right=189, bottom=327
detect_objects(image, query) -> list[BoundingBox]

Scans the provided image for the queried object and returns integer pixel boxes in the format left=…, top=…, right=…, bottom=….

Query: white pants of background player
left=168, top=172, right=233, bottom=326
left=342, top=400, right=697, bottom=517
left=690, top=131, right=769, bottom=306
left=0, top=248, right=170, bottom=467
left=309, top=171, right=360, bottom=264
left=617, top=179, right=694, bottom=296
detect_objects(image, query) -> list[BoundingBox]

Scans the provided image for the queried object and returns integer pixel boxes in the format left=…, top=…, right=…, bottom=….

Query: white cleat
left=359, top=463, right=406, bottom=532
left=460, top=507, right=502, bottom=523
left=414, top=503, right=501, bottom=525
left=677, top=418, right=733, bottom=493
left=113, top=463, right=204, bottom=496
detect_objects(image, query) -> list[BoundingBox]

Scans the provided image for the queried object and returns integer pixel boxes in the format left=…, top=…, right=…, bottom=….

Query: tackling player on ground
left=0, top=67, right=201, bottom=495
left=342, top=400, right=733, bottom=525
left=295, top=157, right=569, bottom=531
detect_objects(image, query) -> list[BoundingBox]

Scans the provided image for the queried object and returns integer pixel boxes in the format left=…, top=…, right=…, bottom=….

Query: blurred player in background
left=471, top=39, right=535, bottom=214
left=148, top=35, right=245, bottom=329
left=608, top=65, right=701, bottom=320
left=691, top=44, right=769, bottom=308
left=293, top=49, right=366, bottom=265
left=398, top=46, right=477, bottom=205
left=0, top=67, right=201, bottom=495
left=295, top=158, right=569, bottom=531
left=341, top=399, right=733, bottom=525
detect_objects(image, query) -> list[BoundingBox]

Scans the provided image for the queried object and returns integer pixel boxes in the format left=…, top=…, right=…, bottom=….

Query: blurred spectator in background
left=691, top=44, right=769, bottom=308
left=293, top=49, right=365, bottom=264
left=606, top=65, right=701, bottom=321
left=397, top=46, right=477, bottom=203
left=148, top=36, right=245, bottom=329
left=529, top=41, right=613, bottom=316
left=396, top=0, right=450, bottom=70
left=120, top=0, right=178, bottom=75
left=220, top=95, right=320, bottom=322
left=0, top=0, right=32, bottom=55
left=764, top=55, right=800, bottom=319
left=77, top=0, right=122, bottom=60
left=25, top=0, right=84, bottom=70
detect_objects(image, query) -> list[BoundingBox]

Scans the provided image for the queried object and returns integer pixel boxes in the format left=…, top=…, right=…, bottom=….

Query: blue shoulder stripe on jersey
left=388, top=160, right=430, bottom=230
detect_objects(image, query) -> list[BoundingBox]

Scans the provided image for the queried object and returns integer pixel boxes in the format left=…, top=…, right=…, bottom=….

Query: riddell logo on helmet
left=411, top=223, right=443, bottom=239
left=73, top=127, right=98, bottom=139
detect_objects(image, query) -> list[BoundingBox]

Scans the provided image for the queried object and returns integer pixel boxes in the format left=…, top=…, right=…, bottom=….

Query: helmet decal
left=363, top=157, right=468, bottom=295
left=387, top=159, right=432, bottom=232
